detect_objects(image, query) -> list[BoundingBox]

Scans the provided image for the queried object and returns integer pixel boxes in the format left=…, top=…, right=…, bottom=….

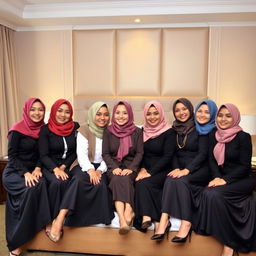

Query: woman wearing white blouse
left=48, top=102, right=114, bottom=240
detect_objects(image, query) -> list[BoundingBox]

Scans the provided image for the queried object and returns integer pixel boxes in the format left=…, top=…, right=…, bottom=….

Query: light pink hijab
left=143, top=101, right=171, bottom=142
left=213, top=104, right=242, bottom=166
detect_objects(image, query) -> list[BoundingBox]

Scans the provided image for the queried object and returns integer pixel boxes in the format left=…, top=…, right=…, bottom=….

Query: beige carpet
left=0, top=204, right=107, bottom=256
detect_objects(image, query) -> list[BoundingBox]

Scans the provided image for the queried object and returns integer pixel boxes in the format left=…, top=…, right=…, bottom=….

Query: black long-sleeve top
left=7, top=131, right=41, bottom=175
left=141, top=128, right=176, bottom=175
left=102, top=127, right=144, bottom=173
left=172, top=129, right=209, bottom=173
left=208, top=129, right=252, bottom=184
left=39, top=122, right=79, bottom=172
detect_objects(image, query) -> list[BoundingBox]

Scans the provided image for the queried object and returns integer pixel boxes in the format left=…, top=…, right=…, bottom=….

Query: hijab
left=108, top=101, right=137, bottom=162
left=87, top=101, right=109, bottom=139
left=213, top=103, right=242, bottom=166
left=143, top=101, right=171, bottom=142
left=172, top=98, right=195, bottom=136
left=48, top=99, right=75, bottom=137
left=8, top=97, right=45, bottom=139
left=195, top=99, right=218, bottom=135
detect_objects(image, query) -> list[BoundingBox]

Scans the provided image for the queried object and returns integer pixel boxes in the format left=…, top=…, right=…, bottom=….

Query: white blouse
left=76, top=132, right=107, bottom=173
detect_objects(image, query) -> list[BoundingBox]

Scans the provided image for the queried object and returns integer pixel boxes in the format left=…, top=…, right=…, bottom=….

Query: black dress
left=194, top=130, right=256, bottom=252
left=161, top=129, right=210, bottom=222
left=135, top=128, right=175, bottom=222
left=2, top=131, right=51, bottom=251
left=39, top=122, right=79, bottom=219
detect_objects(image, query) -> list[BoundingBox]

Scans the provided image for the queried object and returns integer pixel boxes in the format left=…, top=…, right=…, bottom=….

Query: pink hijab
left=213, top=104, right=242, bottom=166
left=143, top=101, right=171, bottom=142
left=8, top=98, right=45, bottom=139
left=108, top=101, right=137, bottom=162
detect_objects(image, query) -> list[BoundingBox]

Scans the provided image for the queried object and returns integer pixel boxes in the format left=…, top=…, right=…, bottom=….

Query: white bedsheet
left=93, top=212, right=181, bottom=231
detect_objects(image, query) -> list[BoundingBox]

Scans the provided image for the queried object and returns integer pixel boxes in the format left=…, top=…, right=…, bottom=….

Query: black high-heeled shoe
left=151, top=221, right=171, bottom=241
left=171, top=226, right=192, bottom=243
left=141, top=220, right=152, bottom=230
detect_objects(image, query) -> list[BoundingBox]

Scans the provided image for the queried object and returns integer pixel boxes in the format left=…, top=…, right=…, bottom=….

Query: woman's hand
left=112, top=168, right=122, bottom=175
left=32, top=167, right=42, bottom=179
left=24, top=172, right=39, bottom=187
left=59, top=164, right=66, bottom=171
left=53, top=167, right=69, bottom=180
left=120, top=169, right=133, bottom=176
left=135, top=168, right=151, bottom=181
left=208, top=177, right=226, bottom=187
left=170, top=168, right=190, bottom=178
left=88, top=169, right=102, bottom=185
left=167, top=168, right=180, bottom=177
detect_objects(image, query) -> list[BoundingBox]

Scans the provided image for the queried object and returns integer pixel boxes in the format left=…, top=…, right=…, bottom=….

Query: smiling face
left=216, top=107, right=234, bottom=130
left=174, top=102, right=190, bottom=122
left=94, top=106, right=110, bottom=127
left=55, top=103, right=71, bottom=124
left=196, top=104, right=210, bottom=125
left=146, top=106, right=161, bottom=127
left=29, top=101, right=45, bottom=123
left=114, top=104, right=129, bottom=126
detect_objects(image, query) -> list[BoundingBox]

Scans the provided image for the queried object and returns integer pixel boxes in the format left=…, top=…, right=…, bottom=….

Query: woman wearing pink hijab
left=102, top=101, right=143, bottom=234
left=135, top=101, right=175, bottom=232
left=194, top=104, right=256, bottom=256
left=3, top=98, right=51, bottom=256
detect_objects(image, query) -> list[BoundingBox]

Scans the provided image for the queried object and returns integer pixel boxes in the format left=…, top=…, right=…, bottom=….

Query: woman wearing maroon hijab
left=39, top=99, right=79, bottom=242
left=195, top=104, right=256, bottom=255
left=3, top=98, right=51, bottom=256
left=102, top=101, right=143, bottom=234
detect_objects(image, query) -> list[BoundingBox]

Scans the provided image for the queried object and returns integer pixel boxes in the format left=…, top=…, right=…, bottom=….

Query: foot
left=221, top=245, right=235, bottom=256
left=47, top=219, right=63, bottom=242
left=10, top=248, right=22, bottom=256
left=175, top=222, right=191, bottom=238
left=124, top=211, right=135, bottom=226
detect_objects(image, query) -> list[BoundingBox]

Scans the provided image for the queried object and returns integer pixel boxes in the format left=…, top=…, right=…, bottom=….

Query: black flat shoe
left=171, top=227, right=192, bottom=243
left=151, top=221, right=171, bottom=241
left=141, top=220, right=152, bottom=230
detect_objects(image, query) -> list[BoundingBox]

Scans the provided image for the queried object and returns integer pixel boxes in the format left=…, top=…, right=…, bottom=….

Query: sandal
left=46, top=229, right=63, bottom=243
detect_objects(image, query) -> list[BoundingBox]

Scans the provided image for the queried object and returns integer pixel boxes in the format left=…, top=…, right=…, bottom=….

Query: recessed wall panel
left=73, top=30, right=115, bottom=96
left=162, top=28, right=208, bottom=96
left=116, top=29, right=161, bottom=96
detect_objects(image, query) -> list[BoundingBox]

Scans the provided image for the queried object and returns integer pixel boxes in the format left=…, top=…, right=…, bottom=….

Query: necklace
left=176, top=134, right=187, bottom=149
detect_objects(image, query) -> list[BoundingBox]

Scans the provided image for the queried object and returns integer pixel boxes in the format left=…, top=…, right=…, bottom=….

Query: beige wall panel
left=162, top=28, right=208, bottom=96
left=116, top=29, right=161, bottom=96
left=73, top=30, right=115, bottom=96
left=218, top=27, right=256, bottom=114
left=14, top=30, right=72, bottom=112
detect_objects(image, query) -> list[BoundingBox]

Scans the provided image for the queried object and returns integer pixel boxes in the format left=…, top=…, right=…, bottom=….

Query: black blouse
left=39, top=122, right=79, bottom=172
left=141, top=128, right=175, bottom=175
left=209, top=129, right=252, bottom=183
left=7, top=131, right=41, bottom=175
left=172, top=129, right=209, bottom=173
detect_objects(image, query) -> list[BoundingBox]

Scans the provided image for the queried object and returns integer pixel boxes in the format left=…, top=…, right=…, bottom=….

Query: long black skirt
left=42, top=168, right=70, bottom=219
left=135, top=171, right=167, bottom=222
left=194, top=176, right=256, bottom=253
left=161, top=175, right=204, bottom=222
left=63, top=165, right=114, bottom=226
left=3, top=166, right=51, bottom=251
left=107, top=171, right=136, bottom=209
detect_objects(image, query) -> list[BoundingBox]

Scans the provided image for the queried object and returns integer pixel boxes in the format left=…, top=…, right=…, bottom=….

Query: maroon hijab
left=108, top=101, right=137, bottom=162
left=8, top=97, right=45, bottom=139
left=48, top=99, right=75, bottom=137
left=213, top=104, right=242, bottom=166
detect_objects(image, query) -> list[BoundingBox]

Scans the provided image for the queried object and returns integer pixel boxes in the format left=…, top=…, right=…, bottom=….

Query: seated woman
left=102, top=101, right=143, bottom=234
left=3, top=98, right=51, bottom=256
left=63, top=101, right=114, bottom=226
left=39, top=99, right=79, bottom=242
left=194, top=104, right=256, bottom=256
left=151, top=98, right=217, bottom=241
left=135, top=101, right=175, bottom=231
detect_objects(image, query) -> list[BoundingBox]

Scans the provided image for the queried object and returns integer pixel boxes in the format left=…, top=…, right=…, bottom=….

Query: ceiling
left=1, top=0, right=256, bottom=30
